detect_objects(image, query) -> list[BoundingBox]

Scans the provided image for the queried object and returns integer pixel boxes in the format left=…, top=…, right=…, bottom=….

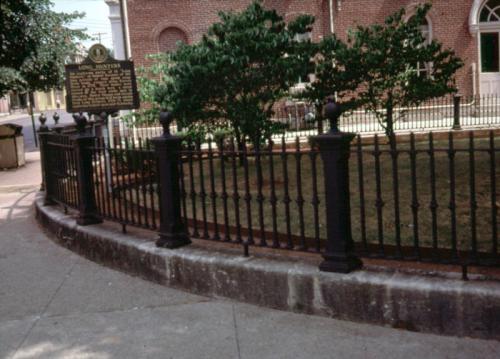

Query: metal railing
left=89, top=137, right=160, bottom=232
left=179, top=138, right=324, bottom=251
left=39, top=111, right=500, bottom=272
left=123, top=95, right=500, bottom=142
left=41, top=133, right=79, bottom=210
left=350, top=131, right=499, bottom=265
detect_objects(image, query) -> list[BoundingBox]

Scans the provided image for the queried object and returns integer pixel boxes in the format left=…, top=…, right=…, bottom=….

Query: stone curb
left=34, top=192, right=500, bottom=340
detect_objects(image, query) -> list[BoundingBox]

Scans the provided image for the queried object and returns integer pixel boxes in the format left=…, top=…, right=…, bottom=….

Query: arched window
left=158, top=27, right=188, bottom=53
left=480, top=0, right=500, bottom=22
left=418, top=16, right=431, bottom=44
left=409, top=15, right=432, bottom=77
left=294, top=31, right=313, bottom=84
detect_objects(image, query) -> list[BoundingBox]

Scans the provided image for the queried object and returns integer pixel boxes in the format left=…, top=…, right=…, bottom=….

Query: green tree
left=0, top=0, right=87, bottom=96
left=350, top=3, right=462, bottom=144
left=154, top=0, right=315, bottom=147
left=1, top=1, right=36, bottom=71
left=302, top=35, right=366, bottom=131
left=123, top=53, right=172, bottom=127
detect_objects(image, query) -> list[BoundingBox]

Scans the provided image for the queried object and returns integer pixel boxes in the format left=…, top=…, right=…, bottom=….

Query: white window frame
left=415, top=16, right=433, bottom=78
left=293, top=31, right=313, bottom=86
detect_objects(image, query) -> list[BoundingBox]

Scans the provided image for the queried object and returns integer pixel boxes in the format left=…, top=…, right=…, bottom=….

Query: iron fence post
left=453, top=94, right=462, bottom=130
left=73, top=113, right=102, bottom=225
left=152, top=111, right=191, bottom=249
left=38, top=114, right=53, bottom=203
left=313, top=99, right=362, bottom=273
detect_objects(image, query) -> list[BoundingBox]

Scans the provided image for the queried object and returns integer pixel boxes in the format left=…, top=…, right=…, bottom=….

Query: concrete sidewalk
left=0, top=152, right=41, bottom=192
left=0, top=159, right=499, bottom=358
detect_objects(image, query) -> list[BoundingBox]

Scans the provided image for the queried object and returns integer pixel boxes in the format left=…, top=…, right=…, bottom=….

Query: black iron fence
left=41, top=132, right=79, bottom=210
left=179, top=138, right=324, bottom=251
left=123, top=95, right=500, bottom=142
left=351, top=131, right=499, bottom=265
left=39, top=112, right=500, bottom=273
left=89, top=137, right=160, bottom=232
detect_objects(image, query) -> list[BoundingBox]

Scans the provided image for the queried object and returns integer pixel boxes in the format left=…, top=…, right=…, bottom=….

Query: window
left=481, top=32, right=500, bottom=72
left=479, top=1, right=500, bottom=73
left=410, top=15, right=432, bottom=77
left=294, top=31, right=312, bottom=84
left=294, top=32, right=312, bottom=43
left=480, top=0, right=500, bottom=22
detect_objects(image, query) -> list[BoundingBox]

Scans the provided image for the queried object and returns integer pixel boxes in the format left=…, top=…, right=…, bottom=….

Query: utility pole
left=92, top=32, right=107, bottom=44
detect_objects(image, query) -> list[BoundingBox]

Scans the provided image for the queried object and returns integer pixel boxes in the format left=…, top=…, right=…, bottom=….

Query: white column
left=105, top=0, right=133, bottom=137
left=105, top=0, right=125, bottom=60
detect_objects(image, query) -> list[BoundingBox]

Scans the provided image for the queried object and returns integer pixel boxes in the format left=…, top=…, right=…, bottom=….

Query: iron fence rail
left=41, top=124, right=499, bottom=269
left=89, top=137, right=160, bottom=231
left=123, top=95, right=500, bottom=142
left=351, top=131, right=499, bottom=265
left=43, top=133, right=79, bottom=210
left=178, top=138, right=324, bottom=251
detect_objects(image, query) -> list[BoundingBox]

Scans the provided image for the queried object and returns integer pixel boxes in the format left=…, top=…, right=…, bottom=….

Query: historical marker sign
left=65, top=44, right=140, bottom=113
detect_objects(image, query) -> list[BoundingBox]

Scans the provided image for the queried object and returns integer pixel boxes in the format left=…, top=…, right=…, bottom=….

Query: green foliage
left=177, top=123, right=209, bottom=144
left=1, top=0, right=36, bottom=70
left=0, top=0, right=88, bottom=96
left=122, top=53, right=173, bottom=127
left=136, top=1, right=462, bottom=145
left=153, top=0, right=315, bottom=146
left=0, top=67, right=26, bottom=93
left=302, top=35, right=366, bottom=124
left=349, top=3, right=463, bottom=137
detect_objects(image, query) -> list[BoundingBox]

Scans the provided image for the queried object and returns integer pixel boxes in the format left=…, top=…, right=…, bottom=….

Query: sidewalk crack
left=232, top=304, right=242, bottom=359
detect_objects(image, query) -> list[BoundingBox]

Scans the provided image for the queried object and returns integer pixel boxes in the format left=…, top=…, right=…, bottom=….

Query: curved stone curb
left=35, top=192, right=500, bottom=340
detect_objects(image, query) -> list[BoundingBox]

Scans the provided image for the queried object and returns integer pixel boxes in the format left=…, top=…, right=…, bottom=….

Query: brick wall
left=158, top=27, right=189, bottom=53
left=334, top=0, right=476, bottom=96
left=127, top=0, right=329, bottom=65
left=127, top=0, right=477, bottom=96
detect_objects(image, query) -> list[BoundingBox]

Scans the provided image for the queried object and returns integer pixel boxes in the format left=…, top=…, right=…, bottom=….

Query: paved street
left=0, top=156, right=499, bottom=359
left=0, top=111, right=75, bottom=152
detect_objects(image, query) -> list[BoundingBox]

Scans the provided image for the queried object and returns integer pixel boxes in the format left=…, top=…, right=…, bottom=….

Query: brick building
left=125, top=0, right=500, bottom=97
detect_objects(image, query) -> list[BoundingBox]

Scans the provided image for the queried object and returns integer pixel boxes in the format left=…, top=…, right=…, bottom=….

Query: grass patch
left=175, top=136, right=499, bottom=253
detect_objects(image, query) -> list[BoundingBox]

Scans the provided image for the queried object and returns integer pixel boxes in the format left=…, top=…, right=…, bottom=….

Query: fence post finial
left=38, top=114, right=50, bottom=193
left=325, top=98, right=342, bottom=134
left=159, top=110, right=173, bottom=137
left=53, top=112, right=60, bottom=125
left=38, top=113, right=49, bottom=132
left=73, top=112, right=88, bottom=134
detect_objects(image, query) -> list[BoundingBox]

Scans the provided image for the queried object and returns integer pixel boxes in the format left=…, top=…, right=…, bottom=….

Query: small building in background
left=2, top=43, right=86, bottom=115
left=0, top=97, right=10, bottom=116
